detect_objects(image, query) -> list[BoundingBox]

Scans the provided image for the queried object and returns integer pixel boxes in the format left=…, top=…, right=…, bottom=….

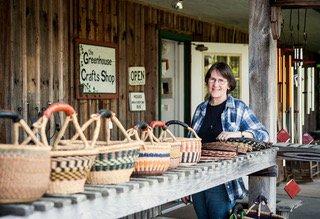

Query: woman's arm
left=240, top=106, right=269, bottom=142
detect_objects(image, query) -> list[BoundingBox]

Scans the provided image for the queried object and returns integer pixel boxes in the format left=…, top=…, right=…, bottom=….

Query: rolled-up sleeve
left=241, top=106, right=269, bottom=142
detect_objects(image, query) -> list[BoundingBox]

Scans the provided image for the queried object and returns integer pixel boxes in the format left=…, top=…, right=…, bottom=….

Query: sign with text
left=128, top=67, right=145, bottom=86
left=79, top=43, right=116, bottom=94
left=129, top=92, right=146, bottom=111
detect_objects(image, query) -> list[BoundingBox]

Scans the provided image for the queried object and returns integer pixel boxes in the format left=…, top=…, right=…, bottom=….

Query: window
left=203, top=54, right=241, bottom=99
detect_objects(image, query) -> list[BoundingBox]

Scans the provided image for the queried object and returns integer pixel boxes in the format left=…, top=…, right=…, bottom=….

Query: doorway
left=158, top=31, right=191, bottom=136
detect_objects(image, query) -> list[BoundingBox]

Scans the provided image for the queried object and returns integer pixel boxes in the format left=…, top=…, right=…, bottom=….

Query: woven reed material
left=91, top=149, right=139, bottom=171
left=87, top=168, right=134, bottom=184
left=201, top=150, right=237, bottom=160
left=226, top=138, right=272, bottom=151
left=202, top=141, right=249, bottom=154
left=47, top=179, right=86, bottom=195
left=50, top=155, right=95, bottom=181
left=0, top=151, right=50, bottom=204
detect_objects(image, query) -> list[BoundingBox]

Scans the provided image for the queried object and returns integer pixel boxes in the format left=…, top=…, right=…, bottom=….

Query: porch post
left=248, top=0, right=278, bottom=213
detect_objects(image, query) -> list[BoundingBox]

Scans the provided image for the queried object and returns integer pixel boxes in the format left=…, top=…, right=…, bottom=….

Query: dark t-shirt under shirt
left=197, top=100, right=226, bottom=144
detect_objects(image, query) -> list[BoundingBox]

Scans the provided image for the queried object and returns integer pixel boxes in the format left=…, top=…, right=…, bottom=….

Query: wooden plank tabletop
left=1, top=148, right=277, bottom=219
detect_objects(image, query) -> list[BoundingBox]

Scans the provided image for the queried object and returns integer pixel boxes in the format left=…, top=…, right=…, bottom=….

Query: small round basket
left=150, top=120, right=182, bottom=169
left=165, top=120, right=202, bottom=166
left=31, top=103, right=98, bottom=195
left=127, top=123, right=171, bottom=175
left=0, top=111, right=50, bottom=204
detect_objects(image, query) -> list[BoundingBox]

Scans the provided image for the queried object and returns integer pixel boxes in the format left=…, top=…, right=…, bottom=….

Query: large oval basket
left=0, top=111, right=50, bottom=203
left=83, top=110, right=142, bottom=185
left=32, top=103, right=98, bottom=195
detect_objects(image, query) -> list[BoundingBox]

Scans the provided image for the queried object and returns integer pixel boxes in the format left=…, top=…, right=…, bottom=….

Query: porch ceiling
left=138, top=0, right=320, bottom=54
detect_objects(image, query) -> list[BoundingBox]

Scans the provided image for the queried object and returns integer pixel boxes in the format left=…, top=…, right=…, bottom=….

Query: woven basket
left=0, top=111, right=50, bottom=204
left=202, top=141, right=249, bottom=154
left=127, top=123, right=171, bottom=175
left=150, top=121, right=182, bottom=169
left=30, top=103, right=98, bottom=195
left=75, top=109, right=142, bottom=185
left=165, top=120, right=202, bottom=166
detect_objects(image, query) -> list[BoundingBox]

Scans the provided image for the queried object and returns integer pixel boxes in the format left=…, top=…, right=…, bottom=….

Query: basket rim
left=0, top=144, right=51, bottom=152
left=50, top=148, right=98, bottom=156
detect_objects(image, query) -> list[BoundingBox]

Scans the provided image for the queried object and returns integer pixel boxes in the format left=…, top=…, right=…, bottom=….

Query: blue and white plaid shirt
left=190, top=95, right=269, bottom=201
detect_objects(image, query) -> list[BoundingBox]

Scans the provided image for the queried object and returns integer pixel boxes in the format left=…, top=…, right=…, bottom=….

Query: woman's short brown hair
left=204, top=62, right=236, bottom=93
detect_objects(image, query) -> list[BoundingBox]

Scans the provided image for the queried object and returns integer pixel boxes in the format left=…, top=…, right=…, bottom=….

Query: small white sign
left=79, top=43, right=116, bottom=93
left=129, top=92, right=146, bottom=111
left=128, top=67, right=145, bottom=86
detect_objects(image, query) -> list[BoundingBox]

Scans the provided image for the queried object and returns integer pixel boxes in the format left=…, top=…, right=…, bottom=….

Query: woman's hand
left=217, top=131, right=241, bottom=141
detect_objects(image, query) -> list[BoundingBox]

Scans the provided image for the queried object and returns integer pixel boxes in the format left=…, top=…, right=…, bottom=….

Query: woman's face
left=207, top=69, right=230, bottom=99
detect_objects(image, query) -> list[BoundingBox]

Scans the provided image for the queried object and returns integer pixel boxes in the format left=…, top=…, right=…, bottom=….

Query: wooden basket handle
left=37, top=102, right=89, bottom=149
left=165, top=120, right=201, bottom=139
left=0, top=111, right=45, bottom=147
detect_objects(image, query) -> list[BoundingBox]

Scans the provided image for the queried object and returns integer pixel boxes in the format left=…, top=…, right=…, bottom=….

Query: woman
left=188, top=62, right=269, bottom=219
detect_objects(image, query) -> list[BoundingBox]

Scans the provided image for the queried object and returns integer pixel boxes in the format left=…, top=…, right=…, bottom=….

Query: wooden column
left=249, top=166, right=277, bottom=213
left=249, top=0, right=277, bottom=142
left=249, top=0, right=277, bottom=213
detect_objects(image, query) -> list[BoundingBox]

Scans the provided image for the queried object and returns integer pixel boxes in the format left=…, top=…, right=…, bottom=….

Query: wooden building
left=0, top=0, right=249, bottom=143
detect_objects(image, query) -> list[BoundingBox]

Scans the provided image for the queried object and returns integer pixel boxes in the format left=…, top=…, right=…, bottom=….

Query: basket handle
left=99, top=109, right=133, bottom=143
left=165, top=120, right=201, bottom=139
left=0, top=111, right=46, bottom=147
left=0, top=111, right=22, bottom=123
left=43, top=102, right=75, bottom=118
left=126, top=121, right=148, bottom=141
left=150, top=120, right=178, bottom=142
left=36, top=102, right=89, bottom=149
left=149, top=120, right=166, bottom=129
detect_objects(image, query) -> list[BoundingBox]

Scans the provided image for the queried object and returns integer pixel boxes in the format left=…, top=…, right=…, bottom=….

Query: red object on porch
left=284, top=179, right=301, bottom=199
left=277, top=129, right=290, bottom=143
left=302, top=133, right=314, bottom=144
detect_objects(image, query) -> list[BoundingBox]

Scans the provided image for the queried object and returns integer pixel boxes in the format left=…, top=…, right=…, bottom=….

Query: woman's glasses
left=208, top=77, right=227, bottom=85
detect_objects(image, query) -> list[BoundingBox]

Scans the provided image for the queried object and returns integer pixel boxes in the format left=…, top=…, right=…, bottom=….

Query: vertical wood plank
left=126, top=1, right=134, bottom=127
left=78, top=0, right=88, bottom=134
left=118, top=0, right=128, bottom=136
left=22, top=0, right=28, bottom=123
left=0, top=0, right=11, bottom=142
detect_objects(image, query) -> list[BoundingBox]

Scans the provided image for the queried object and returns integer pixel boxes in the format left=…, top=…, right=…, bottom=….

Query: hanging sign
left=128, top=67, right=145, bottom=85
left=76, top=40, right=118, bottom=99
left=129, top=92, right=146, bottom=111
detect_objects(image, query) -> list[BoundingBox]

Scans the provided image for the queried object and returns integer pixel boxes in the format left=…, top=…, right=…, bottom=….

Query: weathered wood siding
left=0, top=0, right=248, bottom=143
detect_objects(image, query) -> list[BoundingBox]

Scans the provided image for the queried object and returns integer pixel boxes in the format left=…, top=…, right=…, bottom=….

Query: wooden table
left=1, top=148, right=277, bottom=219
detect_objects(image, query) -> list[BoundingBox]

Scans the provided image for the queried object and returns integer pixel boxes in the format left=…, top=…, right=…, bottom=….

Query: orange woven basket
left=127, top=123, right=171, bottom=175
left=150, top=120, right=182, bottom=169
left=0, top=111, right=50, bottom=204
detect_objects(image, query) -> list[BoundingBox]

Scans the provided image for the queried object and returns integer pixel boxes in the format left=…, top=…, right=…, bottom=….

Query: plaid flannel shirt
left=190, top=95, right=269, bottom=201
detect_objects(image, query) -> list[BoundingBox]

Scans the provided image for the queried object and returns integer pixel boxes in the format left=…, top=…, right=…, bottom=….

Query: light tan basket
left=165, top=120, right=202, bottom=166
left=127, top=124, right=171, bottom=175
left=150, top=120, right=182, bottom=169
left=0, top=111, right=50, bottom=204
left=28, top=103, right=98, bottom=195
left=72, top=109, right=142, bottom=185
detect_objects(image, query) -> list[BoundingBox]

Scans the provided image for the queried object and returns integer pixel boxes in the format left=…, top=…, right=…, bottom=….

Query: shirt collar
left=200, top=95, right=236, bottom=111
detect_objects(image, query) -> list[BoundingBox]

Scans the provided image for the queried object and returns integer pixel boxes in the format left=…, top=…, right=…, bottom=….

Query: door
left=191, top=42, right=249, bottom=116
left=160, top=39, right=185, bottom=136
